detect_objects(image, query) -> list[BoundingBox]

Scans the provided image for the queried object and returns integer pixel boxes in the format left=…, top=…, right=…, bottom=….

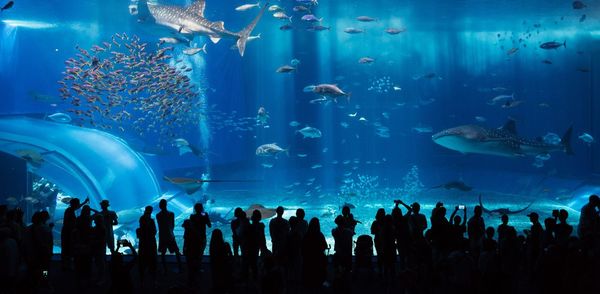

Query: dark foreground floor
left=12, top=254, right=598, bottom=294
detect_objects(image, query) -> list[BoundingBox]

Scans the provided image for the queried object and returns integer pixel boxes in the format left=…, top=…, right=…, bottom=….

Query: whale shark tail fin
left=236, top=1, right=268, bottom=56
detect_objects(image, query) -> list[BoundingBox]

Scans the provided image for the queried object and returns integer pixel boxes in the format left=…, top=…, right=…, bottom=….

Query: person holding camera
left=108, top=239, right=137, bottom=294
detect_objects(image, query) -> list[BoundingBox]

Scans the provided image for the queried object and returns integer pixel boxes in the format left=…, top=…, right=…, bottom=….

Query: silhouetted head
left=144, top=205, right=153, bottom=215
left=234, top=207, right=243, bottom=218
left=375, top=208, right=385, bottom=221
left=289, top=216, right=297, bottom=229
left=411, top=202, right=420, bottom=213
left=589, top=194, right=600, bottom=206
left=70, top=198, right=81, bottom=207
left=31, top=211, right=41, bottom=225
left=438, top=206, right=447, bottom=217
left=558, top=209, right=568, bottom=222
left=501, top=214, right=509, bottom=224
left=276, top=206, right=284, bottom=217
left=211, top=229, right=223, bottom=244
left=436, top=202, right=443, bottom=208
left=194, top=203, right=204, bottom=214
left=100, top=200, right=109, bottom=210
left=296, top=208, right=305, bottom=220
left=342, top=205, right=350, bottom=216
left=527, top=212, right=539, bottom=222
left=453, top=215, right=461, bottom=225
left=485, top=226, right=495, bottom=239
left=392, top=207, right=403, bottom=218
left=307, top=217, right=320, bottom=234
left=159, top=199, right=167, bottom=211
left=544, top=217, right=556, bottom=230
left=251, top=209, right=262, bottom=222
left=334, top=215, right=344, bottom=226
left=474, top=205, right=482, bottom=216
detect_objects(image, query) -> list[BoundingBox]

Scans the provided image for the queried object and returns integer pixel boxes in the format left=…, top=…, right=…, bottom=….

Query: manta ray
left=430, top=180, right=473, bottom=192
left=478, top=194, right=534, bottom=215
left=146, top=0, right=268, bottom=56
left=164, top=176, right=259, bottom=194
left=245, top=204, right=277, bottom=219
left=432, top=119, right=573, bottom=157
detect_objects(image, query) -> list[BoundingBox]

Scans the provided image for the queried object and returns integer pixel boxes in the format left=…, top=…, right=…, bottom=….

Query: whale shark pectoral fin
left=214, top=21, right=225, bottom=31
left=186, top=0, right=206, bottom=17
left=210, top=36, right=221, bottom=44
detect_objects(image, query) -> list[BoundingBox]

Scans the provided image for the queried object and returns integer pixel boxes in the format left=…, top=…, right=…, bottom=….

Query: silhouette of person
left=467, top=205, right=485, bottom=256
left=108, top=239, right=137, bottom=294
left=341, top=205, right=359, bottom=233
left=554, top=209, right=573, bottom=248
left=332, top=215, right=353, bottom=271
left=74, top=205, right=94, bottom=286
left=25, top=210, right=53, bottom=291
left=183, top=203, right=211, bottom=285
left=61, top=197, right=89, bottom=270
left=450, top=205, right=467, bottom=250
left=296, top=208, right=308, bottom=238
left=137, top=205, right=157, bottom=287
left=261, top=255, right=285, bottom=294
left=209, top=229, right=233, bottom=293
left=301, top=217, right=328, bottom=289
left=524, top=212, right=543, bottom=271
left=244, top=209, right=267, bottom=279
left=156, top=199, right=182, bottom=274
left=392, top=205, right=410, bottom=269
left=269, top=206, right=290, bottom=263
left=577, top=194, right=599, bottom=240
left=370, top=208, right=385, bottom=274
left=90, top=214, right=106, bottom=284
left=231, top=207, right=246, bottom=257
left=286, top=215, right=303, bottom=284
left=397, top=200, right=427, bottom=240
left=98, top=200, right=118, bottom=254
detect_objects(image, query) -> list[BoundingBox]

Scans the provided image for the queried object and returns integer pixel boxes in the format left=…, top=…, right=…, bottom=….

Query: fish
left=311, top=164, right=322, bottom=169
left=268, top=5, right=283, bottom=12
left=572, top=1, right=587, bottom=9
left=183, top=44, right=207, bottom=55
left=297, top=153, right=308, bottom=157
left=290, top=58, right=300, bottom=66
left=393, top=86, right=402, bottom=91
left=340, top=121, right=349, bottom=128
left=47, top=112, right=72, bottom=123
left=235, top=3, right=260, bottom=11
left=506, top=47, right=519, bottom=55
left=488, top=93, right=515, bottom=105
left=432, top=119, right=574, bottom=157
left=412, top=72, right=442, bottom=80
left=306, top=25, right=329, bottom=31
left=289, top=121, right=301, bottom=127
left=276, top=65, right=296, bottom=73
left=173, top=138, right=206, bottom=157
left=412, top=126, right=433, bottom=133
left=279, top=24, right=293, bottom=30
left=475, top=116, right=486, bottom=122
left=301, top=14, right=322, bottom=22
left=540, top=41, right=566, bottom=50
left=541, top=59, right=552, bottom=64
left=261, top=163, right=274, bottom=168
left=245, top=204, right=277, bottom=219
left=344, top=27, right=364, bottom=34
left=256, top=143, right=289, bottom=157
left=579, top=133, right=594, bottom=144
left=297, top=126, right=322, bottom=138
left=273, top=11, right=292, bottom=22
left=430, top=180, right=473, bottom=192
left=358, top=57, right=375, bottom=64
left=479, top=194, right=533, bottom=215
left=579, top=14, right=586, bottom=22
left=385, top=27, right=406, bottom=34
left=501, top=100, right=524, bottom=108
left=146, top=0, right=268, bottom=56
left=304, top=84, right=350, bottom=102
left=293, top=5, right=310, bottom=12
left=356, top=16, right=377, bottom=22
left=1, top=1, right=13, bottom=12
left=159, top=36, right=191, bottom=45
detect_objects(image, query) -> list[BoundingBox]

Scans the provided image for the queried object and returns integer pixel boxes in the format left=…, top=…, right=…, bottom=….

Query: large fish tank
left=1, top=0, right=599, bottom=252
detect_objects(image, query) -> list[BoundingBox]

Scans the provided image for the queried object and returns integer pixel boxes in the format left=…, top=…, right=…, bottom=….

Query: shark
left=146, top=0, right=268, bottom=56
left=432, top=119, right=573, bottom=158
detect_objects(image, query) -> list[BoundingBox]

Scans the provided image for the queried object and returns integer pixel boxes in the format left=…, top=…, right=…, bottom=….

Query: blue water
left=1, top=0, right=599, bottom=250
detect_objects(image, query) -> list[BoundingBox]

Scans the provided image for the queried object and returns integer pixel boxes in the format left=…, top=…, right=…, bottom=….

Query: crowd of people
left=0, top=194, right=599, bottom=293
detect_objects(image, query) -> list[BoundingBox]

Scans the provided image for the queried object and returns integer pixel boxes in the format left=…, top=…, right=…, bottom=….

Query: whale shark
left=146, top=0, right=268, bottom=56
left=432, top=119, right=573, bottom=157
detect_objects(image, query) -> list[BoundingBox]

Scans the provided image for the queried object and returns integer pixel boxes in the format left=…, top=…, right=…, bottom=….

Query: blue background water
left=1, top=0, right=600, bottom=248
